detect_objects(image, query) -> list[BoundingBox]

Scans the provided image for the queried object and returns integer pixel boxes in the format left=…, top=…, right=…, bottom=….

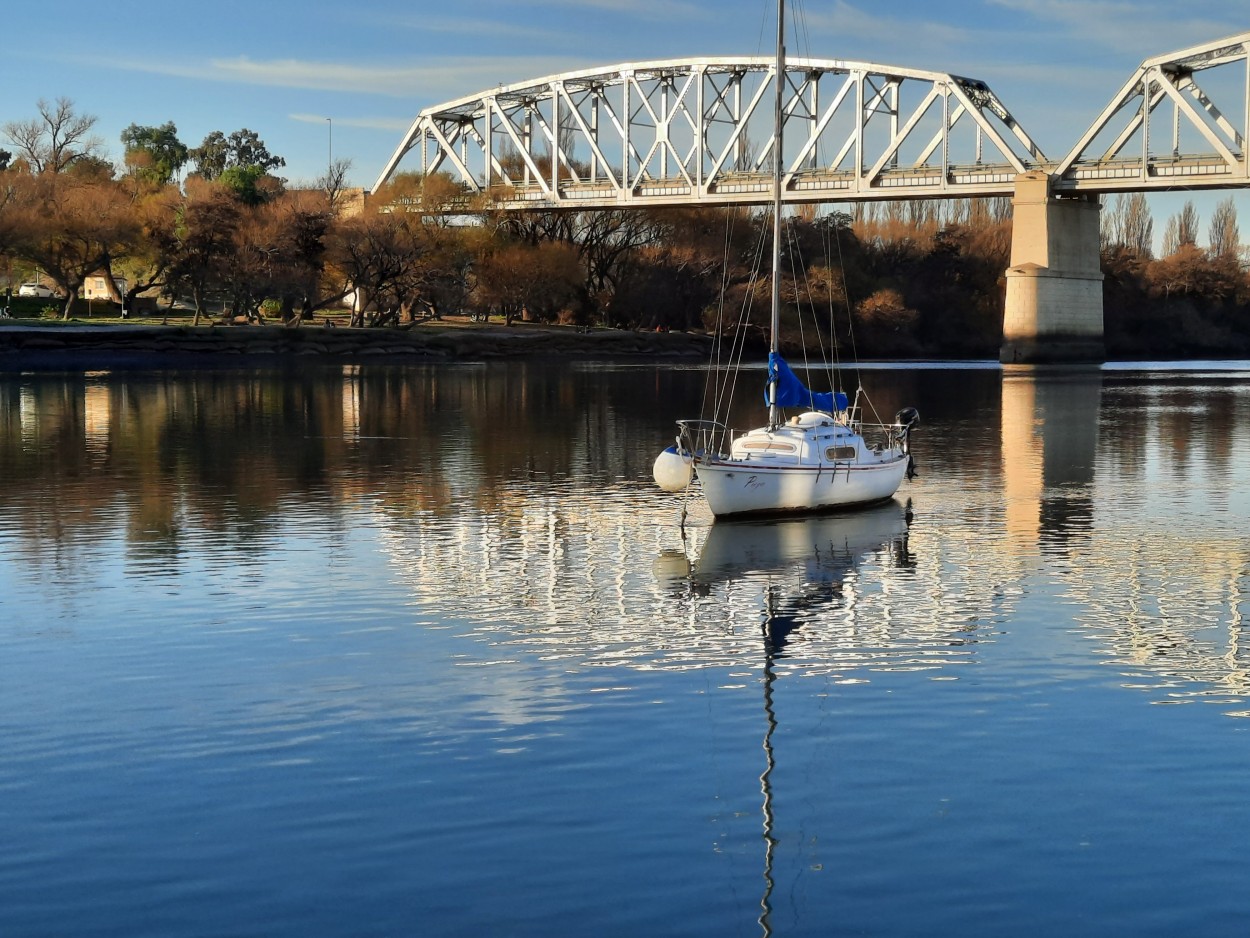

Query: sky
left=3, top=0, right=1248, bottom=233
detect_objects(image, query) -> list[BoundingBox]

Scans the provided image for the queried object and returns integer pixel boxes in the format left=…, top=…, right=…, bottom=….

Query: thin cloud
left=380, top=15, right=572, bottom=44
left=985, top=0, right=1242, bottom=53
left=64, top=51, right=593, bottom=102
left=790, top=0, right=984, bottom=70
left=517, top=0, right=703, bottom=16
left=289, top=113, right=413, bottom=132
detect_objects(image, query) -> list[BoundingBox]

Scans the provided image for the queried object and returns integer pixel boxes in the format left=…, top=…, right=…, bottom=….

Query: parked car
left=17, top=283, right=56, bottom=298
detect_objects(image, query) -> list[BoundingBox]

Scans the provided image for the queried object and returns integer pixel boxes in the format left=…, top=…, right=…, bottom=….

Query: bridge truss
left=1054, top=31, right=1250, bottom=193
left=373, top=57, right=1047, bottom=207
left=374, top=33, right=1250, bottom=207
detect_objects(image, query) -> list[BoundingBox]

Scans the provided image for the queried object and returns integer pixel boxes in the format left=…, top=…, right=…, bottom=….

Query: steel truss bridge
left=374, top=31, right=1250, bottom=208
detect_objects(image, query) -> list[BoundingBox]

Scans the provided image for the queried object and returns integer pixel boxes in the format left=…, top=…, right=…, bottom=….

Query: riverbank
left=0, top=319, right=714, bottom=370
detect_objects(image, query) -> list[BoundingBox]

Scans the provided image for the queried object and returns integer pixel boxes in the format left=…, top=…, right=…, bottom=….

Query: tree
left=121, top=122, right=189, bottom=186
left=317, top=157, right=354, bottom=212
left=188, top=128, right=285, bottom=182
left=1107, top=193, right=1154, bottom=258
left=325, top=209, right=423, bottom=327
left=167, top=177, right=245, bottom=324
left=188, top=131, right=230, bottom=181
left=6, top=172, right=139, bottom=317
left=472, top=240, right=581, bottom=325
left=220, top=164, right=281, bottom=206
left=1162, top=200, right=1200, bottom=256
left=114, top=182, right=185, bottom=311
left=225, top=129, right=285, bottom=174
left=1208, top=196, right=1239, bottom=261
left=265, top=189, right=335, bottom=320
left=2, top=97, right=101, bottom=174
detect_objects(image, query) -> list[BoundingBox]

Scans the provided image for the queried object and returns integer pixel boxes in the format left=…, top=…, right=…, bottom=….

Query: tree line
left=2, top=97, right=1249, bottom=356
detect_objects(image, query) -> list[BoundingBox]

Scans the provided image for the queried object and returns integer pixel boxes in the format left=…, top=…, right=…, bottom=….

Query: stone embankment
left=0, top=323, right=713, bottom=369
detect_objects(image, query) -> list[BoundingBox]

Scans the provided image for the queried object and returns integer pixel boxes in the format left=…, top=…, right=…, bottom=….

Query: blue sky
left=3, top=0, right=1248, bottom=230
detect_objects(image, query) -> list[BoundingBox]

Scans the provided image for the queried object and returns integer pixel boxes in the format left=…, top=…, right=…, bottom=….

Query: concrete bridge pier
left=1001, top=171, right=1105, bottom=364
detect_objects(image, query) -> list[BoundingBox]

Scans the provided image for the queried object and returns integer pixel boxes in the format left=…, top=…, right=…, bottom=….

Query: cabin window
left=825, top=445, right=857, bottom=461
left=741, top=440, right=797, bottom=454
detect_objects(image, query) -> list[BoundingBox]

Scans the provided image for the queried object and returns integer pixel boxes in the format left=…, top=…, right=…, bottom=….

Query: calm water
left=1, top=360, right=1249, bottom=937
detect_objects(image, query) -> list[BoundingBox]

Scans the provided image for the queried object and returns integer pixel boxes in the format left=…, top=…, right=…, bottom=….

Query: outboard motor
left=893, top=407, right=920, bottom=478
left=894, top=407, right=920, bottom=433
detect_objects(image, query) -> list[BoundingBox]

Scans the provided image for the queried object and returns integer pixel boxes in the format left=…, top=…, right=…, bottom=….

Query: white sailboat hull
left=695, top=451, right=910, bottom=517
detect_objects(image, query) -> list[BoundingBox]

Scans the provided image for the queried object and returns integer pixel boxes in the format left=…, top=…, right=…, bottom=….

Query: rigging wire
left=702, top=204, right=772, bottom=433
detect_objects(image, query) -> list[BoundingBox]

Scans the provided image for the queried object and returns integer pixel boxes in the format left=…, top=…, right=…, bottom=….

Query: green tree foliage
left=121, top=122, right=189, bottom=186
left=189, top=129, right=285, bottom=182
left=219, top=165, right=277, bottom=206
left=189, top=131, right=230, bottom=181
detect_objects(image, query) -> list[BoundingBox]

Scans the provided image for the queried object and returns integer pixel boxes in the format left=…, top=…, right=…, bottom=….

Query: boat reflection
left=692, top=501, right=912, bottom=656
left=686, top=503, right=914, bottom=938
left=694, top=501, right=911, bottom=583
left=666, top=500, right=984, bottom=680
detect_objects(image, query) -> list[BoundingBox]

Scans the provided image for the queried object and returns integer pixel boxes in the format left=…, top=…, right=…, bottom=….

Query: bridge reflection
left=0, top=365, right=1247, bottom=709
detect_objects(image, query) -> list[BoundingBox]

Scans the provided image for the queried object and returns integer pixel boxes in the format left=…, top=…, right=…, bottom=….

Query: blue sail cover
left=766, top=352, right=849, bottom=413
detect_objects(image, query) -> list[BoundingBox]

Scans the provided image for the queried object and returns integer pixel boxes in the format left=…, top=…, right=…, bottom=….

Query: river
left=1, top=360, right=1248, bottom=936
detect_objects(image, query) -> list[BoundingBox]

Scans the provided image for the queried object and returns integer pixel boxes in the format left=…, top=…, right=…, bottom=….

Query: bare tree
left=317, top=157, right=354, bottom=212
left=1208, top=196, right=1239, bottom=260
left=1107, top=193, right=1154, bottom=257
left=3, top=98, right=101, bottom=174
left=1125, top=194, right=1155, bottom=257
left=1160, top=201, right=1201, bottom=257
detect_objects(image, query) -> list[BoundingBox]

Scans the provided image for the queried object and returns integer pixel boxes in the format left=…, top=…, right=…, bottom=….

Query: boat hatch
left=740, top=440, right=798, bottom=454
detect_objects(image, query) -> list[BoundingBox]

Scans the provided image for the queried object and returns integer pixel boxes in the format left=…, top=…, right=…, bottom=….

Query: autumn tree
left=472, top=240, right=581, bottom=325
left=221, top=189, right=334, bottom=321
left=268, top=189, right=335, bottom=319
left=6, top=172, right=139, bottom=317
left=166, top=177, right=245, bottom=324
left=325, top=209, right=422, bottom=327
left=114, top=182, right=184, bottom=311
left=325, top=174, right=481, bottom=325
left=2, top=98, right=101, bottom=174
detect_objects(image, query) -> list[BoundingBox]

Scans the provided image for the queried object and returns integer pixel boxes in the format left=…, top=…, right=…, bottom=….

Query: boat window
left=825, top=445, right=858, bottom=461
left=740, top=441, right=797, bottom=454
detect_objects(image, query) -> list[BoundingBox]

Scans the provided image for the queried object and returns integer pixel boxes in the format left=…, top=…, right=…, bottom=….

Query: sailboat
left=652, top=0, right=918, bottom=518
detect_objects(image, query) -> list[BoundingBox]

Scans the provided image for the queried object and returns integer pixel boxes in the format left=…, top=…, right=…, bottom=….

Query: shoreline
left=3, top=321, right=1248, bottom=370
left=0, top=320, right=715, bottom=370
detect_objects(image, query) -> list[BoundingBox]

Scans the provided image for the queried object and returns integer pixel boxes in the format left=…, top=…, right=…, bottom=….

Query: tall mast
left=767, top=0, right=785, bottom=430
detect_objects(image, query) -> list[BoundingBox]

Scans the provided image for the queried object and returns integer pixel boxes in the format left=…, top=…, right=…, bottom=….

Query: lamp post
left=326, top=117, right=332, bottom=181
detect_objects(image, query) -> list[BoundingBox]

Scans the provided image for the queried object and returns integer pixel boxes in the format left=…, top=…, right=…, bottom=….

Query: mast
left=767, top=0, right=785, bottom=430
